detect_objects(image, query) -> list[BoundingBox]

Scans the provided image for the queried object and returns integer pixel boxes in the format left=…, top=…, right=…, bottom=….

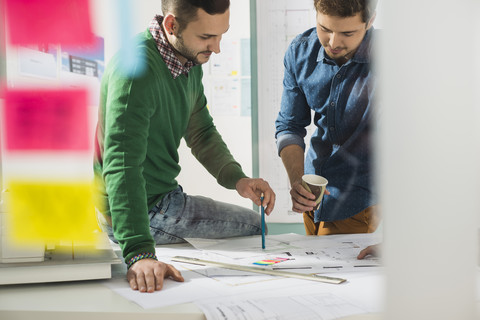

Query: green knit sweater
left=94, top=29, right=247, bottom=263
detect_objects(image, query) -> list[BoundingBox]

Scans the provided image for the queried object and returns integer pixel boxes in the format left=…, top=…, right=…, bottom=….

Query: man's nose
left=329, top=33, right=340, bottom=49
left=208, top=36, right=221, bottom=54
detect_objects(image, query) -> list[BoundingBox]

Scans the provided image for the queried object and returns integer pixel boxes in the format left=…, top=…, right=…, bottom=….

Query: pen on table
left=353, top=264, right=380, bottom=268
left=272, top=266, right=312, bottom=270
left=261, top=192, right=265, bottom=249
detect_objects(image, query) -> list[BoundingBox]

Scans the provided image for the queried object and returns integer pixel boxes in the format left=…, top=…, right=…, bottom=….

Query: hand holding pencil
left=235, top=177, right=275, bottom=215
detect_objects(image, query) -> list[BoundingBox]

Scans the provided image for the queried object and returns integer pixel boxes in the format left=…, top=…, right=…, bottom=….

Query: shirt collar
left=148, top=15, right=195, bottom=79
left=317, top=27, right=373, bottom=65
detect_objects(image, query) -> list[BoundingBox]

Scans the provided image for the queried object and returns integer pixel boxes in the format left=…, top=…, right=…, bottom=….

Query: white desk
left=0, top=236, right=384, bottom=320
left=0, top=242, right=208, bottom=320
left=0, top=279, right=382, bottom=320
left=0, top=280, right=206, bottom=320
left=3, top=232, right=480, bottom=320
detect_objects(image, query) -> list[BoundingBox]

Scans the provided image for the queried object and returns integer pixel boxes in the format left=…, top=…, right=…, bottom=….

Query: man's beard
left=172, top=34, right=205, bottom=65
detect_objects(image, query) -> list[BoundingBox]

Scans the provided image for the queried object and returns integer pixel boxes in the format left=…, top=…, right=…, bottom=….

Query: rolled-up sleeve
left=275, top=37, right=312, bottom=156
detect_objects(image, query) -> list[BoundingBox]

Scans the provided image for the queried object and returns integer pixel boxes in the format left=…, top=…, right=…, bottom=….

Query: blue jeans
left=100, top=186, right=263, bottom=244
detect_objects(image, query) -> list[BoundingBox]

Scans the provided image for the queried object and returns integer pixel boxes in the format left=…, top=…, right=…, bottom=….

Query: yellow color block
left=7, top=180, right=99, bottom=244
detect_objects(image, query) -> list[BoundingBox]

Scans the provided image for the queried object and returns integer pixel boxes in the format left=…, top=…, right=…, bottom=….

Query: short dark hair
left=313, top=0, right=377, bottom=23
left=162, top=0, right=230, bottom=32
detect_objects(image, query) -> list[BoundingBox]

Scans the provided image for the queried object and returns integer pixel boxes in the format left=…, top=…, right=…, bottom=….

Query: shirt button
left=336, top=74, right=341, bottom=78
left=330, top=102, right=335, bottom=106
left=330, top=126, right=335, bottom=131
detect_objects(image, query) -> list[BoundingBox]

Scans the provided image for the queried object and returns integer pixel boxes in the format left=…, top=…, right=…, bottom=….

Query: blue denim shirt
left=275, top=27, right=377, bottom=222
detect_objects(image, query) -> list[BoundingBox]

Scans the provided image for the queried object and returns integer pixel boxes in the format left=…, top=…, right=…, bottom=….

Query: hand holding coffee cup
left=301, top=174, right=328, bottom=210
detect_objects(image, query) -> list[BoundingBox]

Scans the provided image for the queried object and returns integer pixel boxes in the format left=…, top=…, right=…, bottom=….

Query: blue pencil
left=261, top=192, right=265, bottom=249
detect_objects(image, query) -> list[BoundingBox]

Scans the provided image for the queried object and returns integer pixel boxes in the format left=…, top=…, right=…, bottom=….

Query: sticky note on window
left=6, top=180, right=99, bottom=243
left=3, top=89, right=90, bottom=151
left=4, top=0, right=94, bottom=46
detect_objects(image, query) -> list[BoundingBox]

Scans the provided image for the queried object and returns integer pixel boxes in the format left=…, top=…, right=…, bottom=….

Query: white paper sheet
left=197, top=292, right=370, bottom=320
left=103, top=234, right=384, bottom=314
left=195, top=269, right=385, bottom=320
left=185, top=233, right=382, bottom=272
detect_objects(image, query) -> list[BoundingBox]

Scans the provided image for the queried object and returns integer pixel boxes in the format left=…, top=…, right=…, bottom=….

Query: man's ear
left=366, top=11, right=376, bottom=30
left=163, top=13, right=177, bottom=35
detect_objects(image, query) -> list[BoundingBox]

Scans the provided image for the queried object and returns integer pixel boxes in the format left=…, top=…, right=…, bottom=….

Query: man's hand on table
left=127, top=258, right=184, bottom=292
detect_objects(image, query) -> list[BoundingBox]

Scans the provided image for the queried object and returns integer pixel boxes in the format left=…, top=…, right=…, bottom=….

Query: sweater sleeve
left=101, top=60, right=156, bottom=263
left=184, top=78, right=247, bottom=189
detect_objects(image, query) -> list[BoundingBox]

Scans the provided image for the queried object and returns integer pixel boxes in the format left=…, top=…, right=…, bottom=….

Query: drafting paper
left=5, top=0, right=94, bottom=46
left=185, top=233, right=382, bottom=272
left=197, top=292, right=370, bottom=320
left=3, top=89, right=90, bottom=151
left=103, top=234, right=384, bottom=313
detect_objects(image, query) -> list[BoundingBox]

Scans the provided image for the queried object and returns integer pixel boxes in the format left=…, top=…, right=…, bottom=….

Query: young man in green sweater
left=94, top=0, right=276, bottom=293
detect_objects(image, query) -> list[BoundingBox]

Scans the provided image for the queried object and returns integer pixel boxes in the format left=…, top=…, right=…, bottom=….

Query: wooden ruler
left=171, top=256, right=346, bottom=284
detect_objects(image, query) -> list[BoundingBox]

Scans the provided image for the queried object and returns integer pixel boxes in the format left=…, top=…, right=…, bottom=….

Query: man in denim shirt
left=275, top=0, right=380, bottom=235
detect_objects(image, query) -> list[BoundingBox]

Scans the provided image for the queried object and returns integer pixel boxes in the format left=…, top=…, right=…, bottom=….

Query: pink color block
left=5, top=0, right=94, bottom=46
left=3, top=89, right=91, bottom=151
